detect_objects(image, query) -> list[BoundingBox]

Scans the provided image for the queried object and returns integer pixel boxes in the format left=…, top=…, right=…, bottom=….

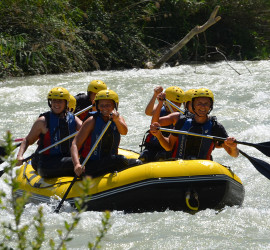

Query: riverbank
left=1, top=0, right=270, bottom=78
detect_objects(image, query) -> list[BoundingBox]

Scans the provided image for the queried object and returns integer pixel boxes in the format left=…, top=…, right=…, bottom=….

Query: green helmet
left=87, top=80, right=107, bottom=93
left=165, top=86, right=185, bottom=103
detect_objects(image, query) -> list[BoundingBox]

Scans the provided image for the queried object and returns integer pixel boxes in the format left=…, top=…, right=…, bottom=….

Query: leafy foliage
left=0, top=0, right=269, bottom=77
left=0, top=131, right=111, bottom=249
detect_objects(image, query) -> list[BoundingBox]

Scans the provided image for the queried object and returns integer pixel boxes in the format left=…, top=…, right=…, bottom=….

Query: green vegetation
left=0, top=131, right=111, bottom=249
left=0, top=0, right=269, bottom=78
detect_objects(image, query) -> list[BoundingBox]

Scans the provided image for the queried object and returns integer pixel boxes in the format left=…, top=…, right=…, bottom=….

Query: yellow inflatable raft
left=15, top=149, right=244, bottom=212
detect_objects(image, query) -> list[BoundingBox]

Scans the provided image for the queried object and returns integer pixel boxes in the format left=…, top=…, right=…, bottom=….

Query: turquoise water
left=1, top=60, right=270, bottom=249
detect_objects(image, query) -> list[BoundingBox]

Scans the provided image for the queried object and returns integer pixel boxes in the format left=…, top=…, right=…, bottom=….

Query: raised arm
left=145, top=86, right=163, bottom=116
left=151, top=92, right=165, bottom=124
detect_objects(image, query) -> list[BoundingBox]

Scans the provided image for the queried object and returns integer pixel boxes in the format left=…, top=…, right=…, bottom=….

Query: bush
left=0, top=131, right=111, bottom=249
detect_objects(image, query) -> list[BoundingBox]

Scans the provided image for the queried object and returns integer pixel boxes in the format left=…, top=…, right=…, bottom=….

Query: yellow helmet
left=165, top=86, right=185, bottom=103
left=87, top=80, right=107, bottom=93
left=47, top=87, right=70, bottom=102
left=192, top=88, right=214, bottom=114
left=68, top=94, right=76, bottom=112
left=185, top=89, right=196, bottom=103
left=192, top=88, right=214, bottom=102
left=95, top=89, right=119, bottom=110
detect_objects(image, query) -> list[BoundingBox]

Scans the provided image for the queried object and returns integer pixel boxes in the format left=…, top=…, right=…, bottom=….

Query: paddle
left=0, top=105, right=93, bottom=176
left=54, top=119, right=112, bottom=213
left=0, top=138, right=24, bottom=145
left=0, top=131, right=79, bottom=178
left=164, top=99, right=185, bottom=114
left=22, top=131, right=79, bottom=163
left=0, top=138, right=24, bottom=164
left=239, top=150, right=270, bottom=179
left=159, top=127, right=270, bottom=157
left=1, top=104, right=93, bottom=161
left=75, top=105, right=93, bottom=116
left=165, top=102, right=174, bottom=113
left=159, top=127, right=270, bottom=180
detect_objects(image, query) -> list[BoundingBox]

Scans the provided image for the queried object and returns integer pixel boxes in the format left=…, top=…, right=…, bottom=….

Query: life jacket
left=74, top=93, right=92, bottom=120
left=83, top=111, right=96, bottom=122
left=172, top=117, right=216, bottom=160
left=143, top=105, right=174, bottom=150
left=80, top=112, right=120, bottom=161
left=38, top=111, right=76, bottom=156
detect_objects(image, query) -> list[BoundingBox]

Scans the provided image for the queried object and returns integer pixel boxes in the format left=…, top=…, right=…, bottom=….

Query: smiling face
left=193, top=97, right=212, bottom=117
left=51, top=99, right=66, bottom=114
left=98, top=99, right=115, bottom=117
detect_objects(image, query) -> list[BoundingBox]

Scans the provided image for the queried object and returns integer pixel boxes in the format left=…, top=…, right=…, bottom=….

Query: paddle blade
left=239, top=150, right=270, bottom=180
left=255, top=141, right=270, bottom=157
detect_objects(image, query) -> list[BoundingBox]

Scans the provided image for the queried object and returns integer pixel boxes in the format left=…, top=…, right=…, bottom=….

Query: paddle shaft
left=0, top=106, right=93, bottom=175
left=54, top=120, right=112, bottom=213
left=165, top=99, right=185, bottom=114
left=160, top=127, right=270, bottom=180
left=74, top=105, right=93, bottom=116
left=22, top=105, right=94, bottom=162
left=159, top=127, right=270, bottom=149
left=165, top=102, right=174, bottom=113
left=23, top=131, right=78, bottom=163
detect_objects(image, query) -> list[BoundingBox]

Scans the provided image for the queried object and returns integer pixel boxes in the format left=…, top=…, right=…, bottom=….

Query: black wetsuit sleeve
left=212, top=122, right=229, bottom=146
left=171, top=117, right=187, bottom=137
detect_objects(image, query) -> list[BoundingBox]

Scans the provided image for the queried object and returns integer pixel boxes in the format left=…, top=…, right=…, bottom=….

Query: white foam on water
left=1, top=60, right=270, bottom=249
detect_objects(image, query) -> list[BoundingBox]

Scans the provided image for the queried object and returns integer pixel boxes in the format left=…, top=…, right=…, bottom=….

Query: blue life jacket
left=81, top=112, right=120, bottom=161
left=172, top=117, right=214, bottom=160
left=39, top=111, right=76, bottom=155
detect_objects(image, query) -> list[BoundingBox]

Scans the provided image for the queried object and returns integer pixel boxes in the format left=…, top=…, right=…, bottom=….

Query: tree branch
left=152, top=6, right=221, bottom=69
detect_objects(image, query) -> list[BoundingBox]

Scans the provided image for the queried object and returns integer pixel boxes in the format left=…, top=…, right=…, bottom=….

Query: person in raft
left=139, top=86, right=185, bottom=162
left=149, top=89, right=197, bottom=137
left=16, top=87, right=82, bottom=177
left=150, top=88, right=239, bottom=160
left=71, top=89, right=142, bottom=177
left=145, top=86, right=185, bottom=116
left=184, top=89, right=196, bottom=114
left=68, top=94, right=77, bottom=113
left=74, top=79, right=107, bottom=121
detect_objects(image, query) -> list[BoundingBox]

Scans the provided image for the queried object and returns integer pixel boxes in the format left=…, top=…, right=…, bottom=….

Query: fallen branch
left=152, top=5, right=221, bottom=69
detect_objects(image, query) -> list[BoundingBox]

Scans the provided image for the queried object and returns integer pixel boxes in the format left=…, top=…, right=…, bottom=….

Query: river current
left=0, top=60, right=270, bottom=249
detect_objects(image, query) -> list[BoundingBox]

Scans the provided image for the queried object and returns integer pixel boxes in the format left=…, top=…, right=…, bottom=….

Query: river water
left=1, top=60, right=270, bottom=249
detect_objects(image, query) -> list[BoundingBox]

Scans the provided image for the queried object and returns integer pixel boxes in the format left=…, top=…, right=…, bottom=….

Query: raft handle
left=185, top=191, right=199, bottom=211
